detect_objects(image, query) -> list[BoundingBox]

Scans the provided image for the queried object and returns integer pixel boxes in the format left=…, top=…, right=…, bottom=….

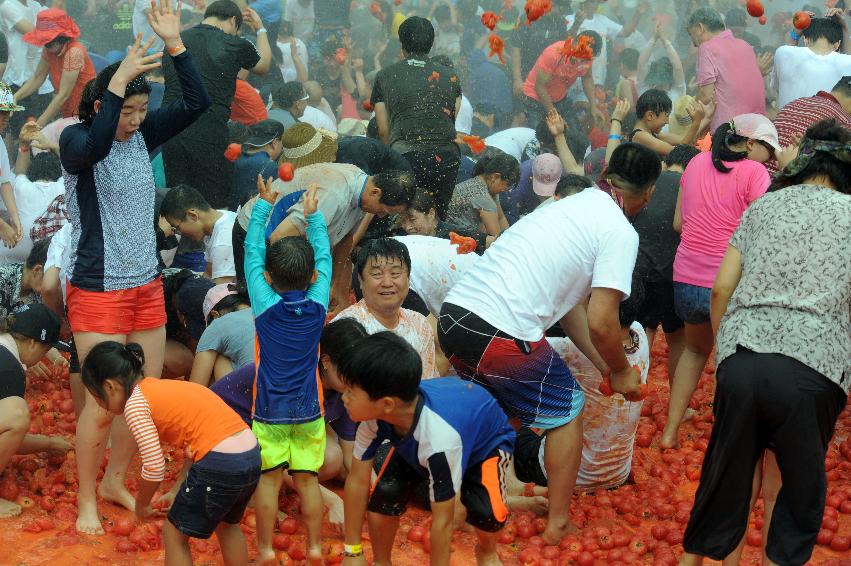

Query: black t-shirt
left=632, top=170, right=681, bottom=282
left=315, top=66, right=343, bottom=114
left=314, top=0, right=350, bottom=28
left=162, top=24, right=261, bottom=129
left=0, top=344, right=25, bottom=400
left=336, top=136, right=411, bottom=175
left=371, top=56, right=462, bottom=153
left=510, top=12, right=568, bottom=79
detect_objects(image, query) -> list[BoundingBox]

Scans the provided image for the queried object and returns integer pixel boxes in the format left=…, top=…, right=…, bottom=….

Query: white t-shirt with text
left=204, top=210, right=237, bottom=280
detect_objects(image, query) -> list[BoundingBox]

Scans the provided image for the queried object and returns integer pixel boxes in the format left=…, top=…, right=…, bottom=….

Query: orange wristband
left=167, top=43, right=185, bottom=56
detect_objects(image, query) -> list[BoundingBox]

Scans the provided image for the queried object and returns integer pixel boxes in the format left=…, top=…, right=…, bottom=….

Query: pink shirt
left=673, top=152, right=769, bottom=288
left=697, top=30, right=765, bottom=132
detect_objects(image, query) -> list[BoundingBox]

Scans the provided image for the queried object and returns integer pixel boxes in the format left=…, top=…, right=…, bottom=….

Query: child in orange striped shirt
left=81, top=341, right=259, bottom=566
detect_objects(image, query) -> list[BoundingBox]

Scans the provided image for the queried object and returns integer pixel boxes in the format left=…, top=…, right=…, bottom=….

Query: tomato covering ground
left=2, top=336, right=851, bottom=565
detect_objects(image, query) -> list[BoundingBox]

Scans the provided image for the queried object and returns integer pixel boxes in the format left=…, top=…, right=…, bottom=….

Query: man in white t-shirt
left=455, top=94, right=473, bottom=135
left=566, top=0, right=647, bottom=86
left=0, top=0, right=53, bottom=135
left=284, top=0, right=315, bottom=41
left=438, top=145, right=658, bottom=544
left=159, top=185, right=237, bottom=284
left=484, top=127, right=536, bottom=161
left=772, top=17, right=851, bottom=109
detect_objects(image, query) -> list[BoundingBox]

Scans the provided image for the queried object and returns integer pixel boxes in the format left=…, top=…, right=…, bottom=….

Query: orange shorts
left=67, top=277, right=166, bottom=335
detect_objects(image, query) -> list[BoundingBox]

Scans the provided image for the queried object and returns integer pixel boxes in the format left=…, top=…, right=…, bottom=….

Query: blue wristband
left=790, top=29, right=800, bottom=41
left=608, top=134, right=623, bottom=140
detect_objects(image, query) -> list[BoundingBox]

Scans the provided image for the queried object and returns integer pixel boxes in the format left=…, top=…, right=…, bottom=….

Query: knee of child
left=319, top=441, right=344, bottom=481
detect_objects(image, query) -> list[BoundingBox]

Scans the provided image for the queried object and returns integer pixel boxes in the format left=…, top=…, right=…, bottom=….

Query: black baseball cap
left=244, top=119, right=286, bottom=148
left=11, top=303, right=70, bottom=351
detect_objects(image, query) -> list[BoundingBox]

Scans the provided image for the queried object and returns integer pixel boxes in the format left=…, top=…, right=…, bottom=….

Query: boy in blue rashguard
left=245, top=175, right=331, bottom=566
left=338, top=332, right=515, bottom=566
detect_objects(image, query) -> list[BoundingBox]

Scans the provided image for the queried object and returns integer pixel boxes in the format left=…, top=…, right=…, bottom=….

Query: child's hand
left=256, top=174, right=277, bottom=205
left=611, top=98, right=630, bottom=123
left=686, top=100, right=705, bottom=122
left=0, top=220, right=18, bottom=248
left=545, top=109, right=565, bottom=137
left=303, top=183, right=320, bottom=216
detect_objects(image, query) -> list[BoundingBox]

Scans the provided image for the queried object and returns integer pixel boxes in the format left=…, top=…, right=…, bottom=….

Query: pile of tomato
left=3, top=337, right=850, bottom=565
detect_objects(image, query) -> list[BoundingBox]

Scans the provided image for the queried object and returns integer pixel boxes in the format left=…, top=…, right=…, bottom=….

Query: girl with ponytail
left=81, top=340, right=260, bottom=565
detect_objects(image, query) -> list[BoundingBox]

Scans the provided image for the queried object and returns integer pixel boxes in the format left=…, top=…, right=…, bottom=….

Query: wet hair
left=769, top=119, right=851, bottom=195
left=555, top=174, right=591, bottom=198
left=619, top=48, right=639, bottom=71
left=618, top=271, right=645, bottom=328
left=430, top=54, right=454, bottom=68
left=687, top=8, right=725, bottom=32
left=398, top=16, right=435, bottom=56
left=0, top=313, right=26, bottom=340
left=78, top=62, right=152, bottom=125
left=204, top=0, right=243, bottom=29
left=320, top=36, right=342, bottom=58
left=337, top=331, right=421, bottom=402
left=579, top=30, right=603, bottom=57
left=26, top=237, right=51, bottom=268
left=278, top=19, right=293, bottom=38
left=636, top=89, right=673, bottom=118
left=45, top=36, right=71, bottom=50
left=81, top=341, right=145, bottom=403
left=407, top=191, right=437, bottom=215
left=665, top=145, right=700, bottom=169
left=159, top=185, right=212, bottom=220
left=802, top=17, right=843, bottom=45
left=320, top=318, right=369, bottom=365
left=711, top=122, right=749, bottom=173
left=356, top=237, right=411, bottom=277
left=373, top=169, right=417, bottom=207
left=646, top=57, right=674, bottom=87
left=833, top=75, right=851, bottom=98
left=606, top=143, right=662, bottom=194
left=273, top=81, right=307, bottom=110
left=472, top=150, right=520, bottom=185
left=28, top=152, right=61, bottom=182
left=266, top=236, right=315, bottom=290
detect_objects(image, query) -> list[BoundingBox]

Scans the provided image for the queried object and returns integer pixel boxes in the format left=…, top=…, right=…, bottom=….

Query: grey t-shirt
left=446, top=176, right=497, bottom=234
left=196, top=307, right=256, bottom=369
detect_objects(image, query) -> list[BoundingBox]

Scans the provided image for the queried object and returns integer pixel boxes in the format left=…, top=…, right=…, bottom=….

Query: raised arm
left=60, top=35, right=163, bottom=174
left=242, top=7, right=272, bottom=74
left=139, top=0, right=212, bottom=149
left=303, top=185, right=332, bottom=309
left=245, top=175, right=282, bottom=317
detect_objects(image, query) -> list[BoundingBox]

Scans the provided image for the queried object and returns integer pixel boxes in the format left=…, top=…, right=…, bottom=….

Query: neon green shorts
left=252, top=418, right=326, bottom=474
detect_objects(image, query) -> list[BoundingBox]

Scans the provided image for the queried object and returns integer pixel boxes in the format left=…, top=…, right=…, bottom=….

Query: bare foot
left=257, top=546, right=277, bottom=566
left=98, top=478, right=135, bottom=512
left=0, top=498, right=22, bottom=518
left=475, top=545, right=503, bottom=566
left=680, top=408, right=696, bottom=423
left=541, top=520, right=578, bottom=546
left=660, top=430, right=680, bottom=450
left=48, top=436, right=73, bottom=453
left=308, top=545, right=323, bottom=566
left=76, top=497, right=105, bottom=535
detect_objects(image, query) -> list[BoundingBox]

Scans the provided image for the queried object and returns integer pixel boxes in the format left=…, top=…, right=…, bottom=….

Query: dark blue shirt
left=232, top=151, right=279, bottom=210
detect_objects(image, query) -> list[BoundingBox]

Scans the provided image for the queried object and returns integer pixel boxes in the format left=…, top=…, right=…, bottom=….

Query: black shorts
left=637, top=279, right=684, bottom=334
left=0, top=345, right=26, bottom=400
left=168, top=446, right=261, bottom=539
left=368, top=445, right=511, bottom=532
left=512, top=428, right=548, bottom=487
left=68, top=337, right=81, bottom=374
left=402, top=148, right=461, bottom=220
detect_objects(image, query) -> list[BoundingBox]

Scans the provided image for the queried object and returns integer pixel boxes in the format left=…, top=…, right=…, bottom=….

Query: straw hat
left=668, top=95, right=695, bottom=137
left=279, top=123, right=338, bottom=168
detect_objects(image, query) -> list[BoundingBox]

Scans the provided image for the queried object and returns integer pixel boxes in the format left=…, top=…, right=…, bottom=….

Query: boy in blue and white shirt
left=339, top=331, right=515, bottom=566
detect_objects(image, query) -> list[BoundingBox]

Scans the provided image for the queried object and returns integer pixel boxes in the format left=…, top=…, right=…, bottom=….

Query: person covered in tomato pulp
left=79, top=341, right=260, bottom=564
left=339, top=331, right=515, bottom=566
left=244, top=176, right=332, bottom=565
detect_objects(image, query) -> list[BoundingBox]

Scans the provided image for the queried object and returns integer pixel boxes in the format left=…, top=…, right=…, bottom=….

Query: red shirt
left=230, top=79, right=268, bottom=126
left=769, top=91, right=851, bottom=176
left=522, top=41, right=593, bottom=104
left=45, top=40, right=95, bottom=119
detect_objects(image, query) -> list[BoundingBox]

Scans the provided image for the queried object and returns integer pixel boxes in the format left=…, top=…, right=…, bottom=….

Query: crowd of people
left=0, top=0, right=848, bottom=565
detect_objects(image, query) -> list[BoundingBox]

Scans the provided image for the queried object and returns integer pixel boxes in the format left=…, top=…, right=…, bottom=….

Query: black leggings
left=683, top=347, right=846, bottom=565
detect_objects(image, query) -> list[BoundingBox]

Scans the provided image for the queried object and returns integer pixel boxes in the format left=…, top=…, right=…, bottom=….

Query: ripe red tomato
left=665, top=530, right=683, bottom=545
left=272, top=533, right=291, bottom=550
left=407, top=525, right=425, bottom=542
left=59, top=399, right=74, bottom=414
left=533, top=517, right=547, bottom=533
left=35, top=517, right=54, bottom=530
left=279, top=517, right=298, bottom=535
left=116, top=540, right=137, bottom=553
left=529, top=535, right=546, bottom=547
left=822, top=516, right=839, bottom=532
left=577, top=551, right=595, bottom=566
left=636, top=434, right=653, bottom=447
left=793, top=11, right=811, bottom=30
left=113, top=518, right=134, bottom=537
left=288, top=545, right=306, bottom=561
left=826, top=494, right=844, bottom=509
left=745, top=529, right=762, bottom=547
left=830, top=535, right=850, bottom=552
left=599, top=534, right=614, bottom=550
left=840, top=500, right=851, bottom=514
left=39, top=496, right=56, bottom=512
left=611, top=533, right=629, bottom=548
left=758, top=15, right=766, bottom=25
left=497, top=528, right=515, bottom=544
left=628, top=537, right=648, bottom=556
left=745, top=1, right=764, bottom=18
left=651, top=524, right=669, bottom=541
left=517, top=522, right=536, bottom=539
left=278, top=162, right=294, bottom=182
left=518, top=547, right=540, bottom=565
